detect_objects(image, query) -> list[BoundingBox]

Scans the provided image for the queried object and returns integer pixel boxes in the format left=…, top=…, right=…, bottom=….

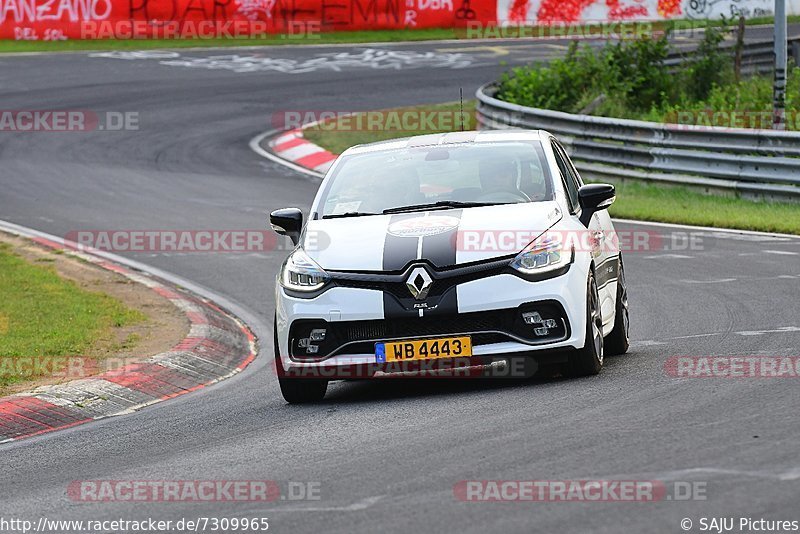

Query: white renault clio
left=270, top=130, right=629, bottom=403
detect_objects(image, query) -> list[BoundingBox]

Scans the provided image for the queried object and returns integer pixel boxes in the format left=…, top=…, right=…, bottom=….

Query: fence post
left=734, top=15, right=746, bottom=81
left=773, top=0, right=788, bottom=130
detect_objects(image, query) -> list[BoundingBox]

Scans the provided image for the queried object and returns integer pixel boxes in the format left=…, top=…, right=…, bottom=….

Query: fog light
left=306, top=345, right=319, bottom=354
left=298, top=338, right=310, bottom=348
left=309, top=329, right=327, bottom=341
left=522, top=312, right=542, bottom=325
left=522, top=309, right=562, bottom=337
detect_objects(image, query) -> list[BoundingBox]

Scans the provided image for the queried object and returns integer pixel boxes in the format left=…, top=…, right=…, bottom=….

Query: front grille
left=343, top=313, right=505, bottom=340
left=289, top=301, right=570, bottom=361
left=329, top=259, right=511, bottom=300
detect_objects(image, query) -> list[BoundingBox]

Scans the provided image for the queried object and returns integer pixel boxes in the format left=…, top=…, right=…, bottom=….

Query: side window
left=551, top=140, right=580, bottom=213
left=560, top=144, right=584, bottom=188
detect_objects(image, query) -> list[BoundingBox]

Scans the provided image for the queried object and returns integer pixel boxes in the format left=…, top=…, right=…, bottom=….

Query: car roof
left=341, top=129, right=552, bottom=156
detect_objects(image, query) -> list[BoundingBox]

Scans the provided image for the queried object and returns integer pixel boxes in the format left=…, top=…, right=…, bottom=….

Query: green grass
left=302, top=100, right=477, bottom=154
left=608, top=182, right=800, bottom=235
left=0, top=28, right=459, bottom=53
left=0, top=243, right=146, bottom=389
left=700, top=15, right=800, bottom=27
left=639, top=68, right=800, bottom=129
left=302, top=101, right=799, bottom=235
left=496, top=25, right=800, bottom=130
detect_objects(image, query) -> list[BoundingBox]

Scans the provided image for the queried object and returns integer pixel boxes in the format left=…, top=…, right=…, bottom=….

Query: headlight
left=510, top=232, right=573, bottom=275
left=280, top=248, right=329, bottom=292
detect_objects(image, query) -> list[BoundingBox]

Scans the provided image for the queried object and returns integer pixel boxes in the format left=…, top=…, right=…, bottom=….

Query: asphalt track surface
left=1, top=32, right=800, bottom=533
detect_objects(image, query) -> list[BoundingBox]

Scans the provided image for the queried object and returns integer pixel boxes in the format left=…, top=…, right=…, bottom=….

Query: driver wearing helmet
left=478, top=159, right=531, bottom=201
left=375, top=167, right=424, bottom=210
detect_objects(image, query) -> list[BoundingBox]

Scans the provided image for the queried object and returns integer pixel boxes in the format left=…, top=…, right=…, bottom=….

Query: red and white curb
left=269, top=129, right=337, bottom=174
left=0, top=221, right=257, bottom=444
left=250, top=128, right=337, bottom=179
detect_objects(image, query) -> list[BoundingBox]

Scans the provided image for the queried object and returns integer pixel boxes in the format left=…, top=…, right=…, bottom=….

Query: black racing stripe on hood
left=421, top=209, right=463, bottom=269
left=382, top=213, right=423, bottom=271
left=381, top=211, right=464, bottom=319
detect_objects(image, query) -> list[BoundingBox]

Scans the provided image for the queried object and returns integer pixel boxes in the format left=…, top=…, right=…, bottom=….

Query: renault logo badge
left=406, top=266, right=433, bottom=300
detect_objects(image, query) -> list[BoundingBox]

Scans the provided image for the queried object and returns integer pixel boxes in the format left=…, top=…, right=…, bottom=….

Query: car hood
left=303, top=202, right=563, bottom=272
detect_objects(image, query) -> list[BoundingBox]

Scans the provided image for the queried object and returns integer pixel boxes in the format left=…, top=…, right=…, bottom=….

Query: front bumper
left=275, top=266, right=588, bottom=376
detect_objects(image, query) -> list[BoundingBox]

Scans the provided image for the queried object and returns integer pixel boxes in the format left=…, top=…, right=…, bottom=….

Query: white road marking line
left=244, top=495, right=385, bottom=513
left=612, top=218, right=800, bottom=240
left=643, top=254, right=693, bottom=259
left=670, top=332, right=725, bottom=340
left=680, top=278, right=737, bottom=284
left=735, top=326, right=800, bottom=336
left=764, top=249, right=799, bottom=255
left=636, top=327, right=800, bottom=345
left=634, top=333, right=723, bottom=345
left=744, top=274, right=800, bottom=282
left=683, top=273, right=799, bottom=282
left=696, top=232, right=793, bottom=243
left=606, top=467, right=800, bottom=482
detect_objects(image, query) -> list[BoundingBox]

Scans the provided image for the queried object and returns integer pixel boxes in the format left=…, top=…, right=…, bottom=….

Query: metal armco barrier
left=476, top=77, right=800, bottom=201
left=664, top=36, right=800, bottom=76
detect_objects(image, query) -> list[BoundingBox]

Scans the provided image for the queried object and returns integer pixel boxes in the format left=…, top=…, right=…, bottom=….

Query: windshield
left=316, top=142, right=554, bottom=218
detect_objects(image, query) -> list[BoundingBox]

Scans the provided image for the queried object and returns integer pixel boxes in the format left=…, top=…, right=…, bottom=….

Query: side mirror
left=270, top=208, right=303, bottom=245
left=578, top=184, right=615, bottom=227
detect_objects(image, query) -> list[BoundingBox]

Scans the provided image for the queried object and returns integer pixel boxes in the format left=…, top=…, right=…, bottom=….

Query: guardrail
left=664, top=36, right=800, bottom=76
left=476, top=83, right=800, bottom=201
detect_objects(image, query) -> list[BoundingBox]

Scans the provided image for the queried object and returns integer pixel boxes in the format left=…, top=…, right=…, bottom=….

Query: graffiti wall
left=0, top=0, right=495, bottom=40
left=497, top=0, right=800, bottom=24
left=1, top=0, right=798, bottom=40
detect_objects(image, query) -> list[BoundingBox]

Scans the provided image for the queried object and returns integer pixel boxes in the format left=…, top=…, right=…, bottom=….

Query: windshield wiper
left=322, top=211, right=378, bottom=219
left=383, top=201, right=510, bottom=214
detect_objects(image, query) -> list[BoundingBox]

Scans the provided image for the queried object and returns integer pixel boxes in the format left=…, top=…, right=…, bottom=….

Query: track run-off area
left=1, top=37, right=800, bottom=533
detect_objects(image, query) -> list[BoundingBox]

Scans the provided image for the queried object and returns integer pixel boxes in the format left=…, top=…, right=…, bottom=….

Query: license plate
left=375, top=336, right=472, bottom=363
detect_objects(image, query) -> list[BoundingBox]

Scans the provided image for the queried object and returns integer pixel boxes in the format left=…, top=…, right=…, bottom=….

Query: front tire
left=567, top=270, right=603, bottom=377
left=274, top=318, right=328, bottom=403
left=604, top=256, right=630, bottom=356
